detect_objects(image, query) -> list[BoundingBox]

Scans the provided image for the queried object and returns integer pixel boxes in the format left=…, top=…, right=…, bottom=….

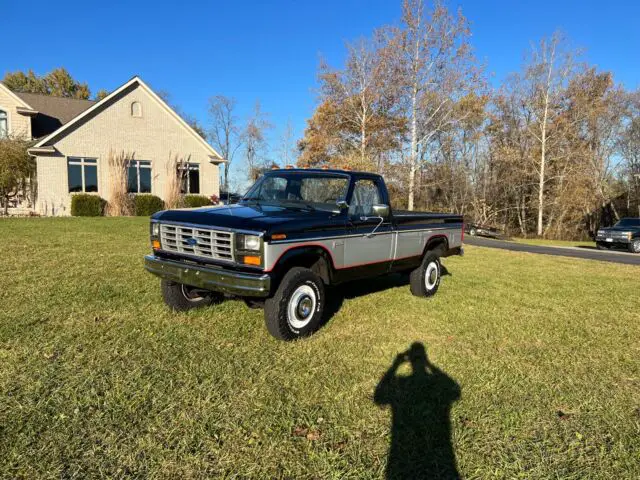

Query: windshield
left=242, top=172, right=350, bottom=212
left=614, top=218, right=640, bottom=228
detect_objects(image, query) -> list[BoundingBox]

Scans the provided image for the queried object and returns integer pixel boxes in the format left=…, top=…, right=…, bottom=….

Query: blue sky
left=3, top=0, right=639, bottom=178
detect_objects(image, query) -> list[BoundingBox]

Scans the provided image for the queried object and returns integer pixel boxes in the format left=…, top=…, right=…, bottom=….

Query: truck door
left=343, top=178, right=395, bottom=278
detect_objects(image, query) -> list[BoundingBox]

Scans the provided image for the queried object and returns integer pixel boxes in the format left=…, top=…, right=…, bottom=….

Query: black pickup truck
left=595, top=218, right=640, bottom=253
left=145, top=168, right=464, bottom=340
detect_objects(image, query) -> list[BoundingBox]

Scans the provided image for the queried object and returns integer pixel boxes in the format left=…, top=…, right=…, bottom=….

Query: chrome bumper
left=595, top=236, right=630, bottom=244
left=144, top=255, right=271, bottom=297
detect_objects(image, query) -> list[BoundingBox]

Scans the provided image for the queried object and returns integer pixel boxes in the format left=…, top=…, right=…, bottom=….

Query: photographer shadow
left=374, top=342, right=461, bottom=480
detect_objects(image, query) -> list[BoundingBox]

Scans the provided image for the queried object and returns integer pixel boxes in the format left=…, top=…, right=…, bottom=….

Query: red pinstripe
left=264, top=233, right=450, bottom=272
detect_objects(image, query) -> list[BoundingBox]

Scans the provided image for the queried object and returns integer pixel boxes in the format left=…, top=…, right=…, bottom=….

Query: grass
left=1, top=218, right=639, bottom=479
left=511, top=237, right=595, bottom=248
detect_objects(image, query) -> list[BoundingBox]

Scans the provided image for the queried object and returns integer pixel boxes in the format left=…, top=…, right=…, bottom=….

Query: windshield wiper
left=281, top=201, right=316, bottom=211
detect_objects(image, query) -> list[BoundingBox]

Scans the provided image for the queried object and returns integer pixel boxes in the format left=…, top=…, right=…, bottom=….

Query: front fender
left=267, top=245, right=335, bottom=285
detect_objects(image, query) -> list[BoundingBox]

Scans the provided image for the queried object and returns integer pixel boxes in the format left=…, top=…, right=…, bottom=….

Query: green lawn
left=1, top=218, right=638, bottom=479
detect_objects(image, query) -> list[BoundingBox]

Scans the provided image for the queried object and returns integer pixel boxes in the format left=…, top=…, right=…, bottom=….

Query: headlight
left=238, top=234, right=261, bottom=251
left=597, top=230, right=604, bottom=236
left=151, top=222, right=160, bottom=237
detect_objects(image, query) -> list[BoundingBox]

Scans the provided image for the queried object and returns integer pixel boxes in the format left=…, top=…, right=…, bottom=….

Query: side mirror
left=372, top=204, right=390, bottom=219
left=336, top=200, right=349, bottom=210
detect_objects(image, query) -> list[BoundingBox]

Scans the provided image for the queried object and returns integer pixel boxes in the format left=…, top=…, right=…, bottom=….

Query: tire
left=264, top=267, right=325, bottom=340
left=410, top=252, right=441, bottom=298
left=161, top=280, right=223, bottom=312
left=596, top=243, right=607, bottom=251
left=469, top=228, right=477, bottom=236
left=629, top=239, right=640, bottom=254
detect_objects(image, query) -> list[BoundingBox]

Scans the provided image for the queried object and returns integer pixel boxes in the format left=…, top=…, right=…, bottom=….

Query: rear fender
left=422, top=235, right=449, bottom=258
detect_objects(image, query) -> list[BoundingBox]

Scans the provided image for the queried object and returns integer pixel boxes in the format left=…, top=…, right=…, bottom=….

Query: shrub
left=134, top=195, right=164, bottom=216
left=71, top=194, right=105, bottom=216
left=184, top=195, right=212, bottom=208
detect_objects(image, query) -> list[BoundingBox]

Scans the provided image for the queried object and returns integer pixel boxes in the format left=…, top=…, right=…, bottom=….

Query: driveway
left=464, top=236, right=640, bottom=266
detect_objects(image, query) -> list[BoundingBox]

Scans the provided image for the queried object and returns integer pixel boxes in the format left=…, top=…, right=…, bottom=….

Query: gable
left=32, top=77, right=223, bottom=162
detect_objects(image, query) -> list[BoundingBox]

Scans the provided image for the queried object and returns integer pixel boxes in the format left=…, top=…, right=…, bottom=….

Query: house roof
left=13, top=92, right=95, bottom=138
left=30, top=76, right=224, bottom=162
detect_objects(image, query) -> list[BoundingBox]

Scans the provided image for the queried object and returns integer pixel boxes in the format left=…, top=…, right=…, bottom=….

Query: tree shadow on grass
left=374, top=342, right=461, bottom=480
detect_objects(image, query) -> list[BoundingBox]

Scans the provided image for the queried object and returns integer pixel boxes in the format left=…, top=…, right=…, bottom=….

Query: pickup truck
left=595, top=218, right=640, bottom=253
left=144, top=168, right=464, bottom=340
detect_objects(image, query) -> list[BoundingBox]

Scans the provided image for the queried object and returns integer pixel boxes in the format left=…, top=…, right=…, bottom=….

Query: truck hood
left=152, top=203, right=343, bottom=234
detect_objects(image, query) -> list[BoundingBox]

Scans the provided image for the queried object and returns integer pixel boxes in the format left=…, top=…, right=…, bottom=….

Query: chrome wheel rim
left=633, top=240, right=640, bottom=253
left=287, top=285, right=317, bottom=329
left=424, top=261, right=439, bottom=290
left=181, top=284, right=204, bottom=302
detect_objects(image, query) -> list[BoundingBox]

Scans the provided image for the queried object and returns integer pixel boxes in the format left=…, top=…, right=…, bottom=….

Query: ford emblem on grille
left=185, top=237, right=198, bottom=246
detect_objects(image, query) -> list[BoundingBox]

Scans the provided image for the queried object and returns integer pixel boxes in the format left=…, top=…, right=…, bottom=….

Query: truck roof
left=266, top=167, right=382, bottom=178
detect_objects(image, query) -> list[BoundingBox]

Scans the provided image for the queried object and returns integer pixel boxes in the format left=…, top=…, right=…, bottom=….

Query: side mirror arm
left=359, top=215, right=384, bottom=237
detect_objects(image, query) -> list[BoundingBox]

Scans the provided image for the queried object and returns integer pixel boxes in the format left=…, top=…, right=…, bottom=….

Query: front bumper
left=596, top=236, right=630, bottom=245
left=144, top=255, right=271, bottom=297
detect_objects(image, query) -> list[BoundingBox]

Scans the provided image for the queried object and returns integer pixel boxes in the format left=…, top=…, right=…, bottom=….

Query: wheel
left=596, top=243, right=607, bottom=251
left=409, top=252, right=441, bottom=298
left=469, top=228, right=477, bottom=236
left=629, top=239, right=640, bottom=254
left=161, top=280, right=223, bottom=312
left=264, top=267, right=325, bottom=340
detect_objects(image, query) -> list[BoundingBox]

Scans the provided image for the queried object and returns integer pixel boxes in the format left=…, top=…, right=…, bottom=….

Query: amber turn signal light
left=271, top=233, right=287, bottom=240
left=242, top=255, right=261, bottom=266
left=152, top=240, right=161, bottom=249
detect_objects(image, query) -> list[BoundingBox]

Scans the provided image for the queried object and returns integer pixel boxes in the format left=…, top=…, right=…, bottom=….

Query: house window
left=127, top=160, right=152, bottom=193
left=179, top=163, right=200, bottom=194
left=0, top=109, right=7, bottom=138
left=68, top=157, right=98, bottom=193
left=131, top=101, right=142, bottom=117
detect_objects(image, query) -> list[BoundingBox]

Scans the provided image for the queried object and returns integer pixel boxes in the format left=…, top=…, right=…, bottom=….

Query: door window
left=349, top=179, right=381, bottom=217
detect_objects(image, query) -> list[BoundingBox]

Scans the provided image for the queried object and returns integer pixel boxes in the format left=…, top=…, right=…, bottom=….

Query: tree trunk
left=408, top=84, right=418, bottom=211
left=360, top=118, right=367, bottom=166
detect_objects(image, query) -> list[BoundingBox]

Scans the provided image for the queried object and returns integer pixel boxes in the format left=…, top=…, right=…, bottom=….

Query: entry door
left=343, top=179, right=394, bottom=277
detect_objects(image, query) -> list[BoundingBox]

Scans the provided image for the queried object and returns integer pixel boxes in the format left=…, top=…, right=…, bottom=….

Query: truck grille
left=160, top=224, right=234, bottom=262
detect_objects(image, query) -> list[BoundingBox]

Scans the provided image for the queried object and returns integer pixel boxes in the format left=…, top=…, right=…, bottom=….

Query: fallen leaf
left=306, top=430, right=320, bottom=441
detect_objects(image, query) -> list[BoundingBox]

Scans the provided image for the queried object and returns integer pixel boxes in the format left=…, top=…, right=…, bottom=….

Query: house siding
left=0, top=88, right=32, bottom=139
left=35, top=83, right=221, bottom=215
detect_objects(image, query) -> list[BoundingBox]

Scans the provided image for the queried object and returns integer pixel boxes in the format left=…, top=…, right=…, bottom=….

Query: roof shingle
left=13, top=91, right=95, bottom=138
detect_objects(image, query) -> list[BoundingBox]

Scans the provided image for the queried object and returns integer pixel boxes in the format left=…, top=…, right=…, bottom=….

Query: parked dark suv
left=596, top=218, right=640, bottom=253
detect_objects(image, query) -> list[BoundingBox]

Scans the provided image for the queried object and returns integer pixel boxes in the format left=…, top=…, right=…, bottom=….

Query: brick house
left=0, top=76, right=224, bottom=215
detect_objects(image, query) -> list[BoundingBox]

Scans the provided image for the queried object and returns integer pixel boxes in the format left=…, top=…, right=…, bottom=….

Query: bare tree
left=520, top=32, right=577, bottom=235
left=277, top=119, right=296, bottom=166
left=244, top=101, right=273, bottom=181
left=389, top=0, right=480, bottom=210
left=208, top=95, right=243, bottom=193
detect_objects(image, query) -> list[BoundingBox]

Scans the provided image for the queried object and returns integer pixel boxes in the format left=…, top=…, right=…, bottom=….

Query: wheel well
left=423, top=235, right=448, bottom=257
left=272, top=248, right=333, bottom=285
